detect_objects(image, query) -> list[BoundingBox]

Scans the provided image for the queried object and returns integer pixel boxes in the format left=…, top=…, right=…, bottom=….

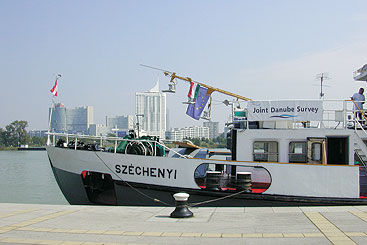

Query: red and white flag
left=50, top=80, right=58, bottom=97
left=187, top=81, right=195, bottom=99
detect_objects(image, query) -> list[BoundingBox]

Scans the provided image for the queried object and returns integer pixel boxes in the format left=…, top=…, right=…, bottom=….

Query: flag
left=187, top=81, right=195, bottom=99
left=50, top=80, right=58, bottom=96
left=186, top=86, right=210, bottom=120
left=193, top=84, right=200, bottom=99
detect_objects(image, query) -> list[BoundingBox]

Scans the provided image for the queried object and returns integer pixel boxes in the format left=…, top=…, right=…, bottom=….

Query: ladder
left=353, top=128, right=367, bottom=196
left=354, top=131, right=367, bottom=170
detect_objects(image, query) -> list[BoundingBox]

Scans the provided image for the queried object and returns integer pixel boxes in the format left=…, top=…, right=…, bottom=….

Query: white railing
left=46, top=132, right=187, bottom=158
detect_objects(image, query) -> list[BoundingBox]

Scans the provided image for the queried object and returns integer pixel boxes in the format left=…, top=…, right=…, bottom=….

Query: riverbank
left=0, top=146, right=45, bottom=151
left=17, top=147, right=45, bottom=151
left=0, top=203, right=366, bottom=244
left=0, top=146, right=18, bottom=151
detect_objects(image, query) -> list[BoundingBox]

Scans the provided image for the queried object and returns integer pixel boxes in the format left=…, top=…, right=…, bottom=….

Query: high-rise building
left=107, top=115, right=134, bottom=130
left=49, top=103, right=67, bottom=133
left=49, top=104, right=94, bottom=134
left=135, top=81, right=166, bottom=139
left=66, top=106, right=94, bottom=134
left=203, top=121, right=219, bottom=139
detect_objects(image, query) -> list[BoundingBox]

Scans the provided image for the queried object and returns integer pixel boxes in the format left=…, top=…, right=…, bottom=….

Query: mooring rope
left=188, top=189, right=248, bottom=207
left=93, top=150, right=249, bottom=207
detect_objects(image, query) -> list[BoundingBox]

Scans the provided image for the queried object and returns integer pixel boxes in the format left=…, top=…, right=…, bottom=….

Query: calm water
left=0, top=151, right=68, bottom=205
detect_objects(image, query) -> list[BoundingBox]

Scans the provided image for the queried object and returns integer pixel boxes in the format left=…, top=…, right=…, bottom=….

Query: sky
left=1, top=0, right=367, bottom=132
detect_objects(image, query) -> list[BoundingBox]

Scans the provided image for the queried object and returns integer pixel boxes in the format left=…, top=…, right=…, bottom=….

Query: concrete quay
left=1, top=203, right=367, bottom=245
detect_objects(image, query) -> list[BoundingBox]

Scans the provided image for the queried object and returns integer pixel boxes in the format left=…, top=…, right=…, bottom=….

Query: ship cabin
left=228, top=99, right=367, bottom=168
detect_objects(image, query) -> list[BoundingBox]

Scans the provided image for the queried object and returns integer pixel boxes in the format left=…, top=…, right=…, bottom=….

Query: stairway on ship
left=353, top=135, right=367, bottom=196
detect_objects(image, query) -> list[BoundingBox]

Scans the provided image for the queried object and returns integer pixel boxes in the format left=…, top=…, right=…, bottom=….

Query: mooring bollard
left=170, top=192, right=193, bottom=218
left=236, top=171, right=252, bottom=192
left=205, top=171, right=222, bottom=190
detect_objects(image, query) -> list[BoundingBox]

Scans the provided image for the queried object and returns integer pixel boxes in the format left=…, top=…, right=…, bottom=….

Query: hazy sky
left=1, top=0, right=367, bottom=131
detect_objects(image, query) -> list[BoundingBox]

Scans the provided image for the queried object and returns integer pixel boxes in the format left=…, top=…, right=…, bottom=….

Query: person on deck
left=351, top=87, right=365, bottom=124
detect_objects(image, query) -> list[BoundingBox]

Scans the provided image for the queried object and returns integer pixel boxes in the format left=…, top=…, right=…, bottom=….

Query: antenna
left=140, top=64, right=171, bottom=74
left=315, top=73, right=330, bottom=99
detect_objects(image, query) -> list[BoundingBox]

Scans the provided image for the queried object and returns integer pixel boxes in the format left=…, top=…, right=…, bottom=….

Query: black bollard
left=170, top=193, right=193, bottom=218
left=236, top=171, right=252, bottom=192
left=205, top=171, right=222, bottom=191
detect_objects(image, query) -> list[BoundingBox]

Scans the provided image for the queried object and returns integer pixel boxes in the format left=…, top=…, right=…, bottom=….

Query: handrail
left=351, top=100, right=367, bottom=122
left=46, top=132, right=188, bottom=158
left=353, top=118, right=367, bottom=171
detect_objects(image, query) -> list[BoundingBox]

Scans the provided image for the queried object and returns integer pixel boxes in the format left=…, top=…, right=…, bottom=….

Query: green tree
left=0, top=128, right=5, bottom=148
left=30, top=136, right=47, bottom=146
left=4, top=120, right=29, bottom=147
left=182, top=135, right=227, bottom=148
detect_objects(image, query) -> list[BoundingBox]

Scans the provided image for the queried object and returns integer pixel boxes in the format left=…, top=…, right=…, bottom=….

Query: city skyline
left=45, top=99, right=219, bottom=138
left=1, top=1, right=367, bottom=131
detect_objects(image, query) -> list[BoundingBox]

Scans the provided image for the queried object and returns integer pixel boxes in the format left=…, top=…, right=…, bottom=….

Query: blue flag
left=186, top=86, right=210, bottom=120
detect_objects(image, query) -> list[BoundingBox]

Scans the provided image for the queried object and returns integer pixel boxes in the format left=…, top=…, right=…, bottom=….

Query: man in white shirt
left=351, top=88, right=365, bottom=123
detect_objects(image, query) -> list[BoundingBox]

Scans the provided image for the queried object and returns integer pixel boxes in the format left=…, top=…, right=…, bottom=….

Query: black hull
left=50, top=159, right=367, bottom=207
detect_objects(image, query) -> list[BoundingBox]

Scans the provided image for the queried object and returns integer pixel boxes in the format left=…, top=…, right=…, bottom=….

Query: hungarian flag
left=188, top=82, right=200, bottom=100
left=188, top=81, right=195, bottom=99
left=50, top=80, right=58, bottom=97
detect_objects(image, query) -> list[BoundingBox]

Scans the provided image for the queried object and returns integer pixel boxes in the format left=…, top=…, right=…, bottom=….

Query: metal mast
left=316, top=73, right=330, bottom=99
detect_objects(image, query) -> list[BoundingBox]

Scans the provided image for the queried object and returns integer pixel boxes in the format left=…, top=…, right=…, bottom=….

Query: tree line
left=0, top=120, right=46, bottom=149
left=0, top=120, right=227, bottom=149
left=187, top=133, right=227, bottom=148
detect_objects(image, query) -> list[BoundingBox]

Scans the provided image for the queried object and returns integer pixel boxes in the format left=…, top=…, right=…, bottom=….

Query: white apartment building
left=135, top=81, right=166, bottom=139
left=203, top=121, right=219, bottom=139
left=166, top=126, right=209, bottom=141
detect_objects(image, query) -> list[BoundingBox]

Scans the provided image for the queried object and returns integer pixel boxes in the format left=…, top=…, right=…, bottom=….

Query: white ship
left=46, top=67, right=367, bottom=206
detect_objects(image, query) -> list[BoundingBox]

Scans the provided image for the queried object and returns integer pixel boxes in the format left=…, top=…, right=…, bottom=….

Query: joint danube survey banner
left=247, top=100, right=323, bottom=121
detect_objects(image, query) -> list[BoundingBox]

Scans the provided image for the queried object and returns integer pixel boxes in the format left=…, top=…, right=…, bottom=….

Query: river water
left=0, top=151, right=68, bottom=205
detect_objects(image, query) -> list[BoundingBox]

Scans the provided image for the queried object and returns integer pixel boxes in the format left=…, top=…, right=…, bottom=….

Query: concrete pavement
left=0, top=203, right=367, bottom=244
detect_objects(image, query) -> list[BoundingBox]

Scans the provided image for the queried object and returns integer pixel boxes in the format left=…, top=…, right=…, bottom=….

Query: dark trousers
left=355, top=111, right=364, bottom=125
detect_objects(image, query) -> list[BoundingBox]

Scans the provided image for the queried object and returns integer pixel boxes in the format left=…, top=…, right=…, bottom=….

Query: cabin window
left=289, top=141, right=307, bottom=163
left=311, top=143, right=322, bottom=161
left=253, top=141, right=278, bottom=162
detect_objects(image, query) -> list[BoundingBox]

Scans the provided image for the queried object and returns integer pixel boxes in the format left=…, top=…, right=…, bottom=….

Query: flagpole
left=140, top=64, right=252, bottom=101
left=167, top=72, right=252, bottom=101
left=47, top=74, right=61, bottom=146
left=47, top=98, right=55, bottom=146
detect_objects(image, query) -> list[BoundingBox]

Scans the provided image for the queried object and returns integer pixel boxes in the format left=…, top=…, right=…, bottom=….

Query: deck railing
left=46, top=132, right=188, bottom=158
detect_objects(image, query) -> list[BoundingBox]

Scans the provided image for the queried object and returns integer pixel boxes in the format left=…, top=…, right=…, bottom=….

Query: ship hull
left=49, top=159, right=367, bottom=207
